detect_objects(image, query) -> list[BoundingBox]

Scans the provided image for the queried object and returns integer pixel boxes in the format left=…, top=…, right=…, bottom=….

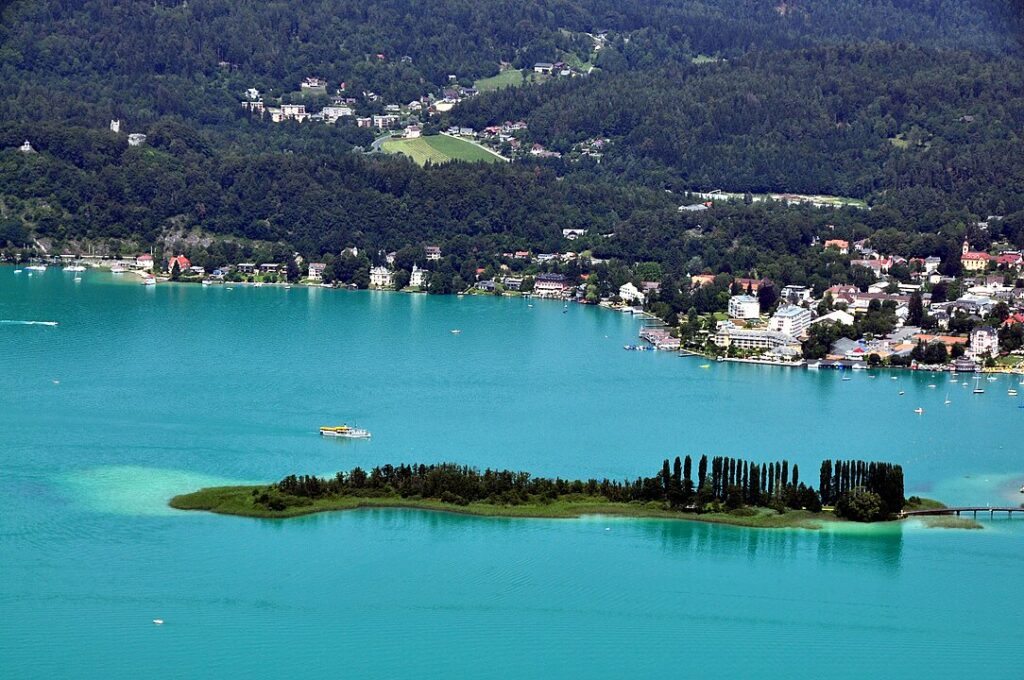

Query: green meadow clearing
left=474, top=68, right=526, bottom=91
left=381, top=134, right=504, bottom=165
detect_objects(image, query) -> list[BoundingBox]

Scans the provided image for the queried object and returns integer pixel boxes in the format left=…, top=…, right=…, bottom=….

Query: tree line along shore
left=170, top=457, right=967, bottom=529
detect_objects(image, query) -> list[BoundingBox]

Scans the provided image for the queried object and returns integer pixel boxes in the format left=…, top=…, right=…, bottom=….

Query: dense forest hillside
left=452, top=45, right=1024, bottom=205
left=1, top=0, right=1023, bottom=287
left=1, top=0, right=1019, bottom=126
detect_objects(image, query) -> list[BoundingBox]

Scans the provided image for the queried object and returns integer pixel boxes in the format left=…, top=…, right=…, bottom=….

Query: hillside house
left=307, top=262, right=326, bottom=280
left=167, top=255, right=191, bottom=273
left=823, top=239, right=849, bottom=254
left=410, top=265, right=429, bottom=288
left=369, top=266, right=394, bottom=288
left=961, top=240, right=991, bottom=272
left=619, top=282, right=644, bottom=304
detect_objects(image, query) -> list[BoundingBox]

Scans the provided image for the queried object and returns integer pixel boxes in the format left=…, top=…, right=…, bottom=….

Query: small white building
left=562, top=228, right=587, bottom=240
left=280, top=104, right=307, bottom=121
left=18, top=140, right=34, bottom=153
left=127, top=133, right=147, bottom=146
left=812, top=310, right=855, bottom=327
left=321, top=106, right=354, bottom=122
left=372, top=114, right=400, bottom=128
left=369, top=266, right=394, bottom=288
left=245, top=88, right=260, bottom=100
left=780, top=285, right=813, bottom=304
left=727, top=295, right=761, bottom=320
left=134, top=253, right=154, bottom=270
left=768, top=305, right=812, bottom=337
left=404, top=125, right=422, bottom=139
left=425, top=246, right=441, bottom=261
left=970, top=326, right=998, bottom=358
left=307, top=262, right=326, bottom=281
left=410, top=264, right=429, bottom=288
left=619, top=282, right=644, bottom=304
left=110, top=119, right=121, bottom=133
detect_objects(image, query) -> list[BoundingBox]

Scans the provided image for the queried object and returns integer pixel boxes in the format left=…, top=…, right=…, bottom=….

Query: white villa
left=618, top=282, right=645, bottom=304
left=410, top=264, right=429, bottom=288
left=369, top=266, right=395, bottom=288
left=307, top=262, right=326, bottom=281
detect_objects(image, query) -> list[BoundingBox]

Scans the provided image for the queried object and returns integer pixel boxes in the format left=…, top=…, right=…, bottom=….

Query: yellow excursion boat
left=319, top=425, right=371, bottom=439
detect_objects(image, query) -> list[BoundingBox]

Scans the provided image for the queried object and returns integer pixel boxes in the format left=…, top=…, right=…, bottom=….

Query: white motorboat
left=319, top=425, right=371, bottom=439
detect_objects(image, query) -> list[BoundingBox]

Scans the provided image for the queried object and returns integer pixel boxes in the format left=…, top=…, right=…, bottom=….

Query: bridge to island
left=900, top=507, right=1022, bottom=519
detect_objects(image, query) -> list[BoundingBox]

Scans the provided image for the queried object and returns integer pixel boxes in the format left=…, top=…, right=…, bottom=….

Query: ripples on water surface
left=1, top=267, right=1022, bottom=678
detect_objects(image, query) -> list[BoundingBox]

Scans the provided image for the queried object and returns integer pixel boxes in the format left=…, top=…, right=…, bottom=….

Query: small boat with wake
left=319, top=425, right=371, bottom=439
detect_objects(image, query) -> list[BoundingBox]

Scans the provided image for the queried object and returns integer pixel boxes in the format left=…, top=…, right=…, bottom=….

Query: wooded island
left=171, top=457, right=938, bottom=529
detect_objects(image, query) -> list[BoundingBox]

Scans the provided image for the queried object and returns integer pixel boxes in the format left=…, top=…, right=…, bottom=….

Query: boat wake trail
left=0, top=320, right=59, bottom=326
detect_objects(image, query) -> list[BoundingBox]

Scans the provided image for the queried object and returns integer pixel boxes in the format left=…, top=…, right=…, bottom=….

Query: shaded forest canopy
left=1, top=0, right=1023, bottom=278
left=254, top=456, right=905, bottom=521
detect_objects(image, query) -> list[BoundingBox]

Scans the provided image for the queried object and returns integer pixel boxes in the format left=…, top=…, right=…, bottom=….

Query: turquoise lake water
left=2, top=267, right=1022, bottom=678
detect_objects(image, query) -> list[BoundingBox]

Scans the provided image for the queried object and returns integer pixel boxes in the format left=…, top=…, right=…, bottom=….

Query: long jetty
left=900, top=506, right=1022, bottom=519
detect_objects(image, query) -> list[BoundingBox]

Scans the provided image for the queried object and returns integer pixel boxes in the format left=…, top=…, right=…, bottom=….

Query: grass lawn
left=381, top=134, right=504, bottom=165
left=474, top=68, right=525, bottom=91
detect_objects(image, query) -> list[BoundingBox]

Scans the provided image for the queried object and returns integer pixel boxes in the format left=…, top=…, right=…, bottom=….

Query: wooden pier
left=900, top=506, right=1022, bottom=519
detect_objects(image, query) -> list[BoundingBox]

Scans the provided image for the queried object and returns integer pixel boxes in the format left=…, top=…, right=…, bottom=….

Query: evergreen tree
left=661, top=459, right=672, bottom=499
left=820, top=460, right=832, bottom=505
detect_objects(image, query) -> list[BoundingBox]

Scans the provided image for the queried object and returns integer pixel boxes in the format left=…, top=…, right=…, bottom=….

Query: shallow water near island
left=2, top=267, right=1023, bottom=678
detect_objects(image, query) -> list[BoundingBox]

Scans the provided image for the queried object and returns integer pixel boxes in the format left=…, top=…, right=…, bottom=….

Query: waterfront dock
left=900, top=506, right=1022, bottom=519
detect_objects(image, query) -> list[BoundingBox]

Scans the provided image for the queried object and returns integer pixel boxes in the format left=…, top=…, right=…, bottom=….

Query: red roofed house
left=995, top=252, right=1022, bottom=269
left=691, top=274, right=716, bottom=288
left=167, top=255, right=191, bottom=273
left=961, top=240, right=991, bottom=272
left=135, top=253, right=154, bottom=271
left=734, top=277, right=762, bottom=293
left=823, top=239, right=849, bottom=254
left=1003, top=313, right=1024, bottom=327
